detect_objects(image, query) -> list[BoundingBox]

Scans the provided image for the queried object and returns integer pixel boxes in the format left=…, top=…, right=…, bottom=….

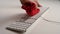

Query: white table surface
left=0, top=0, right=60, bottom=34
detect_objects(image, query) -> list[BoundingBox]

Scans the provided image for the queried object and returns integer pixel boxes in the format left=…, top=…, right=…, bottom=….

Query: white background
left=0, top=0, right=60, bottom=34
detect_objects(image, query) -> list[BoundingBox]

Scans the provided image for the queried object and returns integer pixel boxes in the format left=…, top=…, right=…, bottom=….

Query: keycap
left=6, top=22, right=31, bottom=33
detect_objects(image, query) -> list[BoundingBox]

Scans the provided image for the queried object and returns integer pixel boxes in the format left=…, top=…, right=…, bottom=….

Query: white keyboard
left=6, top=7, right=49, bottom=33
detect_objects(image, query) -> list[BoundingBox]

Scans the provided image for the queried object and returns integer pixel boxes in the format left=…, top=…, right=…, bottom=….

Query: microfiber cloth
left=21, top=2, right=40, bottom=16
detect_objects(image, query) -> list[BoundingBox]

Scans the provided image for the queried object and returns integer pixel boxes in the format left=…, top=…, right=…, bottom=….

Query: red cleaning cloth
left=21, top=2, right=40, bottom=16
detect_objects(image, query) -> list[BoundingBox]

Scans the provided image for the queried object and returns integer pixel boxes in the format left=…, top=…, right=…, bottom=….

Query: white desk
left=0, top=0, right=60, bottom=34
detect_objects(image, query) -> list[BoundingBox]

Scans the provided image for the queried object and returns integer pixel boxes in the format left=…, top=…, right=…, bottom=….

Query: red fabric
left=21, top=2, right=40, bottom=16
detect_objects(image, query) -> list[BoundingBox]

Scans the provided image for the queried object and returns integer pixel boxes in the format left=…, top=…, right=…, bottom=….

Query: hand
left=20, top=0, right=41, bottom=7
